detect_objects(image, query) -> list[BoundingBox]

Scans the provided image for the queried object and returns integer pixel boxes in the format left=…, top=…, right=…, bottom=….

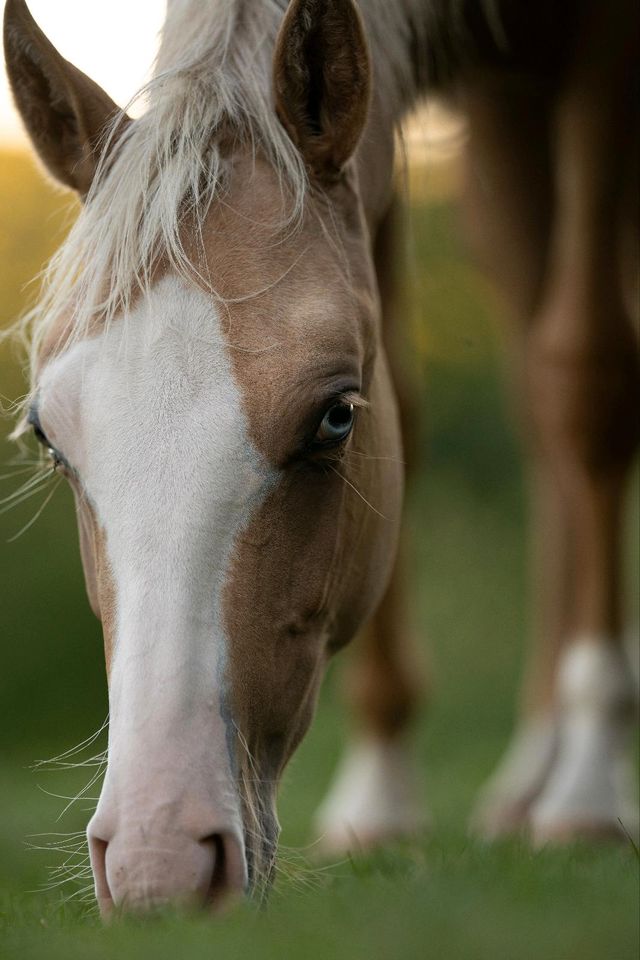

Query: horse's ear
left=3, top=0, right=130, bottom=196
left=273, top=0, right=371, bottom=182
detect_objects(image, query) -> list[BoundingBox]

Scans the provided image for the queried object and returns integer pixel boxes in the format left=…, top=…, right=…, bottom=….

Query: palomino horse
left=4, top=0, right=638, bottom=914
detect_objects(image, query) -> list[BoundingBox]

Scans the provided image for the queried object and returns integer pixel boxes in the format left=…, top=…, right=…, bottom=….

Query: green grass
left=0, top=153, right=638, bottom=959
left=1, top=842, right=637, bottom=960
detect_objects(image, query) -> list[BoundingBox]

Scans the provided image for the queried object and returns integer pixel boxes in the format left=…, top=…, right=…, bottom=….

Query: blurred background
left=0, top=3, right=638, bottom=958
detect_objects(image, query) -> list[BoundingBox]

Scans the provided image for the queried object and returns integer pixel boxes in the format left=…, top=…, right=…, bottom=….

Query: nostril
left=87, top=820, right=247, bottom=915
left=203, top=832, right=247, bottom=910
left=206, top=835, right=226, bottom=905
left=87, top=834, right=114, bottom=917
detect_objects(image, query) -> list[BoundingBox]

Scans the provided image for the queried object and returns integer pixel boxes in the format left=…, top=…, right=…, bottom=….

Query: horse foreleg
left=458, top=76, right=567, bottom=838
left=470, top=0, right=639, bottom=842
left=525, top=306, right=639, bottom=842
left=314, top=543, right=428, bottom=854
left=524, top=6, right=640, bottom=839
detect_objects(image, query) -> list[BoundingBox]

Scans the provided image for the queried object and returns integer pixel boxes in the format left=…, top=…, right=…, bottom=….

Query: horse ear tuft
left=3, top=0, right=130, bottom=196
left=273, top=0, right=371, bottom=182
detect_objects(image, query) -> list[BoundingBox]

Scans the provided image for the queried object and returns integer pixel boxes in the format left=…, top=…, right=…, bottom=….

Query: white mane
left=20, top=0, right=309, bottom=374
left=10, top=0, right=513, bottom=385
left=17, top=0, right=438, bottom=382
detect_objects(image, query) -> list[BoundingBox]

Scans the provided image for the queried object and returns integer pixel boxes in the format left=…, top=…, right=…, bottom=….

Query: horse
left=3, top=0, right=638, bottom=915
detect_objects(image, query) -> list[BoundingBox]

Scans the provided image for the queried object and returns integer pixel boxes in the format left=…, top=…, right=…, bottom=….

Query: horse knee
left=346, top=645, right=425, bottom=739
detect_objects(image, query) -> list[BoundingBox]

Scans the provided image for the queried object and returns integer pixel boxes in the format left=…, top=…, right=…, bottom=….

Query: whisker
left=327, top=465, right=391, bottom=521
left=34, top=717, right=109, bottom=769
left=0, top=465, right=42, bottom=482
left=27, top=831, right=88, bottom=840
left=7, top=479, right=61, bottom=542
left=0, top=468, right=51, bottom=507
left=0, top=480, right=54, bottom=519
left=37, top=786, right=102, bottom=804
left=344, top=451, right=406, bottom=465
left=27, top=841, right=88, bottom=855
left=57, top=763, right=107, bottom=821
left=36, top=751, right=108, bottom=772
left=1, top=458, right=46, bottom=471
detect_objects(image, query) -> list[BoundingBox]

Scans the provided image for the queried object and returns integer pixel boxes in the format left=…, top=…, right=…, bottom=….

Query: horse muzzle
left=87, top=813, right=247, bottom=916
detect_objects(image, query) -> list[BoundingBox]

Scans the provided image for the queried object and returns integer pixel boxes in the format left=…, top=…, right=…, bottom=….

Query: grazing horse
left=4, top=0, right=638, bottom=915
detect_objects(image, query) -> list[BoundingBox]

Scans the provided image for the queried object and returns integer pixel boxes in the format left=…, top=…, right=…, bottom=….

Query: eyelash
left=32, top=424, right=65, bottom=471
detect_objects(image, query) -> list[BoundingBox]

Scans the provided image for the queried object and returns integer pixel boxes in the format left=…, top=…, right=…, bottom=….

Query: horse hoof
left=469, top=716, right=558, bottom=841
left=313, top=737, right=428, bottom=858
left=315, top=823, right=427, bottom=860
left=468, top=796, right=532, bottom=841
left=530, top=817, right=633, bottom=846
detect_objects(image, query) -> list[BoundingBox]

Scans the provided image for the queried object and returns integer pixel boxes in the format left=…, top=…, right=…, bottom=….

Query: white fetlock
left=314, top=737, right=428, bottom=855
left=531, top=640, right=638, bottom=843
left=470, top=714, right=558, bottom=840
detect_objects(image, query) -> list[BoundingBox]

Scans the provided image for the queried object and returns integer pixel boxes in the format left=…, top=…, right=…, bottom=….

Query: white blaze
left=38, top=275, right=276, bottom=861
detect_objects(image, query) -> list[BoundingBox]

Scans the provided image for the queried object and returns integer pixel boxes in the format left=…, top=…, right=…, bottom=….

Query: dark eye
left=32, top=422, right=60, bottom=466
left=314, top=401, right=355, bottom=445
left=32, top=423, right=50, bottom=448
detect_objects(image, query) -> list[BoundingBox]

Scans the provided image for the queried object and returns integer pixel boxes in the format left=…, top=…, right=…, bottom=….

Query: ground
left=0, top=152, right=638, bottom=959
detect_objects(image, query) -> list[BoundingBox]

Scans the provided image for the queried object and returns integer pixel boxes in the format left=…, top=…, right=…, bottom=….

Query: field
left=0, top=150, right=638, bottom=959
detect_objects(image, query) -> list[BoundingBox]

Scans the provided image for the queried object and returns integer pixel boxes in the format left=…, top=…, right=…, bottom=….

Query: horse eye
left=32, top=423, right=49, bottom=447
left=32, top=424, right=58, bottom=463
left=315, top=401, right=355, bottom=445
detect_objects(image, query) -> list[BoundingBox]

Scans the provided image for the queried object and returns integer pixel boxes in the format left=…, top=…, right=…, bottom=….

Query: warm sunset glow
left=0, top=0, right=167, bottom=142
left=0, top=1, right=464, bottom=165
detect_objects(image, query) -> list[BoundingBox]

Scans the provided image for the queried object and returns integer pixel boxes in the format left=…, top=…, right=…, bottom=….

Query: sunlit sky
left=0, top=0, right=167, bottom=142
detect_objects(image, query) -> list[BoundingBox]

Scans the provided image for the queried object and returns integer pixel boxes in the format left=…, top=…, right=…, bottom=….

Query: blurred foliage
left=0, top=150, right=637, bottom=958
